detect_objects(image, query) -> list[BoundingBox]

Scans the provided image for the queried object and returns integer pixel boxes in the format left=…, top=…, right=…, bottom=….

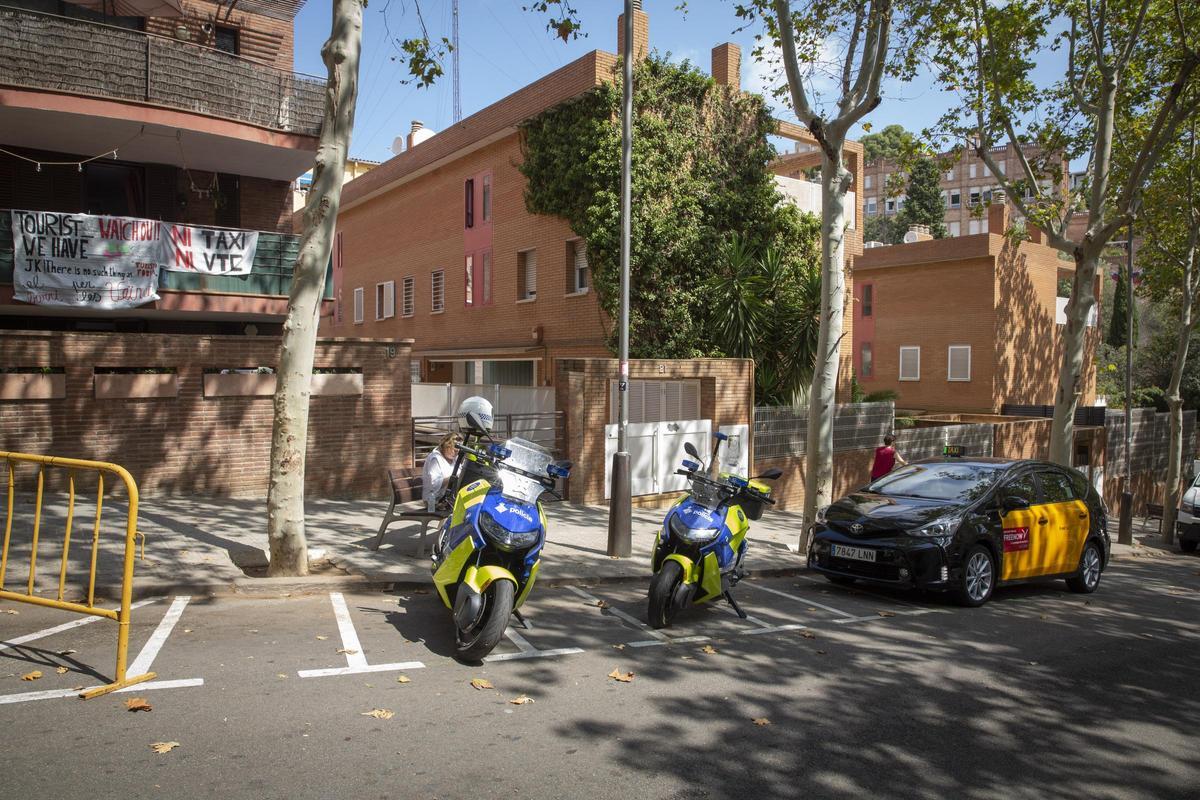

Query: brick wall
left=753, top=449, right=876, bottom=512
left=0, top=331, right=411, bottom=498
left=145, top=0, right=296, bottom=71
left=554, top=358, right=755, bottom=505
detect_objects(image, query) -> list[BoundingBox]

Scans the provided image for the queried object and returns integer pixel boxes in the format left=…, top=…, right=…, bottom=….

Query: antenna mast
left=452, top=0, right=462, bottom=123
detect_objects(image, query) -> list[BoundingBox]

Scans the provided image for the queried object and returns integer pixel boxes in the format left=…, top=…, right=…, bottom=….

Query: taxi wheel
left=955, top=545, right=995, bottom=607
left=1066, top=540, right=1103, bottom=594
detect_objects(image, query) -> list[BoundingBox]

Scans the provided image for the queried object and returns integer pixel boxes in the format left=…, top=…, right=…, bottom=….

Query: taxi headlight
left=911, top=515, right=963, bottom=538
left=668, top=513, right=719, bottom=544
left=477, top=511, right=538, bottom=552
left=815, top=505, right=830, bottom=526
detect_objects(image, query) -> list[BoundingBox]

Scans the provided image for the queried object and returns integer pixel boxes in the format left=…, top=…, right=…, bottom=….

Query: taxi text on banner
left=10, top=210, right=161, bottom=309
left=162, top=223, right=258, bottom=276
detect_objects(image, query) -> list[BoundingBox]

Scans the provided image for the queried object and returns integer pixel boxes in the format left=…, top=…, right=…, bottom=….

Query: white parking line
left=746, top=582, right=855, bottom=618
left=832, top=609, right=940, bottom=625
left=565, top=586, right=668, bottom=640
left=794, top=573, right=935, bottom=610
left=483, top=646, right=585, bottom=663
left=126, top=596, right=189, bottom=677
left=297, top=593, right=426, bottom=679
left=504, top=627, right=537, bottom=653
left=0, top=598, right=160, bottom=653
left=627, top=635, right=710, bottom=648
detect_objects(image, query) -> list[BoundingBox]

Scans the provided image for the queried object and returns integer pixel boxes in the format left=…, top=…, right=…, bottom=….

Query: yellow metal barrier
left=0, top=451, right=155, bottom=699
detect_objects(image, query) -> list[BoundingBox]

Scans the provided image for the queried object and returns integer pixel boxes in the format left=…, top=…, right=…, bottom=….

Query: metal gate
left=603, top=419, right=711, bottom=498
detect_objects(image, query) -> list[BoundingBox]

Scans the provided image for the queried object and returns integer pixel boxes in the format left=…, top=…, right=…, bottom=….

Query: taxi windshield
left=867, top=463, right=1004, bottom=502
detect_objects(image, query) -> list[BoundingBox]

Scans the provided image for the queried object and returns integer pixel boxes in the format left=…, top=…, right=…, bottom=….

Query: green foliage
left=860, top=124, right=919, bottom=163
left=1107, top=265, right=1139, bottom=348
left=896, top=158, right=948, bottom=238
left=520, top=56, right=819, bottom=363
left=864, top=389, right=900, bottom=403
left=864, top=214, right=902, bottom=245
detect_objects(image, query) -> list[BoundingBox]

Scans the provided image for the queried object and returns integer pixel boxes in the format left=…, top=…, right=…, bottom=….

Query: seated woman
left=422, top=432, right=460, bottom=513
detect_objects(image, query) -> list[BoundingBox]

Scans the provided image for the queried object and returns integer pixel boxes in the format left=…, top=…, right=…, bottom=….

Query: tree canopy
left=860, top=123, right=918, bottom=163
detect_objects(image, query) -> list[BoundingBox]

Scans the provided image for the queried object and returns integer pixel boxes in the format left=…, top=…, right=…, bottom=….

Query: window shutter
left=899, top=347, right=920, bottom=381
left=482, top=251, right=491, bottom=304
left=403, top=276, right=414, bottom=316
left=464, top=178, right=474, bottom=228
left=464, top=255, right=474, bottom=306
left=520, top=250, right=537, bottom=299
left=353, top=287, right=364, bottom=324
left=681, top=381, right=700, bottom=420
left=948, top=346, right=971, bottom=381
left=383, top=281, right=395, bottom=319
left=431, top=270, right=444, bottom=312
left=572, top=240, right=588, bottom=290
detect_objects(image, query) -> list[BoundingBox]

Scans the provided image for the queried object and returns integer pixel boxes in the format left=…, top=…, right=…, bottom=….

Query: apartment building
left=1, top=0, right=326, bottom=332
left=851, top=200, right=1098, bottom=413
left=862, top=143, right=1069, bottom=239
left=328, top=7, right=863, bottom=398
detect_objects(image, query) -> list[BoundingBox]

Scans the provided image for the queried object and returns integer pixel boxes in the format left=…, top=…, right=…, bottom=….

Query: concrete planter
left=312, top=373, right=363, bottom=397
left=95, top=373, right=179, bottom=399
left=203, top=372, right=277, bottom=398
left=0, top=373, right=65, bottom=400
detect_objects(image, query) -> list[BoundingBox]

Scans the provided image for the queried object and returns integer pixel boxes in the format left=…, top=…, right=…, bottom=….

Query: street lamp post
left=1118, top=221, right=1134, bottom=546
left=606, top=0, right=633, bottom=558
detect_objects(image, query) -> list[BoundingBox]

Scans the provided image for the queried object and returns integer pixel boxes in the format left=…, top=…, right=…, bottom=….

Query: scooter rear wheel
left=648, top=560, right=684, bottom=630
left=455, top=579, right=515, bottom=662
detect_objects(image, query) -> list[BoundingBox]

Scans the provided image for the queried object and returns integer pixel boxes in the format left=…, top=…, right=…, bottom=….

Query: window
left=567, top=239, right=589, bottom=293
left=482, top=251, right=492, bottom=304
left=969, top=187, right=981, bottom=206
left=860, top=342, right=873, bottom=377
left=885, top=197, right=896, bottom=214
left=941, top=190, right=949, bottom=209
left=518, top=249, right=537, bottom=300
left=375, top=280, right=395, bottom=320
left=969, top=162, right=977, bottom=179
left=949, top=190, right=961, bottom=208
left=353, top=287, right=364, bottom=324
left=464, top=255, right=474, bottom=306
left=402, top=276, right=415, bottom=317
left=1066, top=468, right=1090, bottom=499
left=862, top=283, right=873, bottom=316
left=85, top=162, right=146, bottom=217
left=215, top=25, right=239, bottom=54
left=464, top=178, right=474, bottom=228
left=1038, top=470, right=1075, bottom=504
left=865, top=197, right=877, bottom=215
left=899, top=346, right=920, bottom=381
left=482, top=175, right=491, bottom=222
left=968, top=218, right=989, bottom=235
left=947, top=345, right=971, bottom=381
left=895, top=194, right=906, bottom=211
left=948, top=221, right=961, bottom=237
left=945, top=168, right=955, bottom=181
left=1003, top=473, right=1040, bottom=505
left=982, top=187, right=993, bottom=204
left=994, top=160, right=1007, bottom=176
left=864, top=175, right=873, bottom=189
left=431, top=270, right=445, bottom=312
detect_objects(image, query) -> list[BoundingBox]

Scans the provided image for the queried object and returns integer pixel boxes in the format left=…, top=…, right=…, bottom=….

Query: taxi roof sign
left=943, top=445, right=964, bottom=457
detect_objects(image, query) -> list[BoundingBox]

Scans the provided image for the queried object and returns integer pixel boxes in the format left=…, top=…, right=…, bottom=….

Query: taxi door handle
left=1037, top=517, right=1048, bottom=525
left=1077, top=512, right=1087, bottom=519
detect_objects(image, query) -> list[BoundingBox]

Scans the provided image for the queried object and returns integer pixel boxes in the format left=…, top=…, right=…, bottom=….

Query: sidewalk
left=0, top=494, right=808, bottom=599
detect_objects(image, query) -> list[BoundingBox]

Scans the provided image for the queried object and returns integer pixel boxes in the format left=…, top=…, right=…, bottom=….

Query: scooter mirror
left=683, top=442, right=701, bottom=459
left=713, top=432, right=729, bottom=442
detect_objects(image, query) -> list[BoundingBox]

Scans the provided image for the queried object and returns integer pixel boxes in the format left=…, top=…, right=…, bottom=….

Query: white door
left=604, top=419, right=711, bottom=498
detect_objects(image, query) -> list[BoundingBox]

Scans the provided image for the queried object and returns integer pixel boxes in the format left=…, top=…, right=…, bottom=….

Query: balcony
left=0, top=210, right=332, bottom=307
left=0, top=5, right=325, bottom=137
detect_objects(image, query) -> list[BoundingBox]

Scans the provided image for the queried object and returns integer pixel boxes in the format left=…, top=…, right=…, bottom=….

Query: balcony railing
left=0, top=6, right=325, bottom=136
left=0, top=210, right=332, bottom=300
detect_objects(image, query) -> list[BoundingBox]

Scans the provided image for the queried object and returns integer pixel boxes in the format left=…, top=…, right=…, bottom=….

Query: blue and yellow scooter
left=430, top=416, right=570, bottom=661
left=648, top=434, right=780, bottom=628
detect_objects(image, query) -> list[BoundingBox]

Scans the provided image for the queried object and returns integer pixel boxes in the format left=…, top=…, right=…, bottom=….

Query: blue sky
left=292, top=1, right=1066, bottom=164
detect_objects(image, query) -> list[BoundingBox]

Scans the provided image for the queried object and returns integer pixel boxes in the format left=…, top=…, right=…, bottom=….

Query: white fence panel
left=411, top=383, right=555, bottom=417
left=604, top=419, right=711, bottom=499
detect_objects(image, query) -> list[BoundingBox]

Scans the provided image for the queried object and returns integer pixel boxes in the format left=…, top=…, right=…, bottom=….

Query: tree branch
left=1116, top=0, right=1151, bottom=71
left=772, top=0, right=825, bottom=151
left=1068, top=20, right=1099, bottom=116
left=841, top=4, right=865, bottom=102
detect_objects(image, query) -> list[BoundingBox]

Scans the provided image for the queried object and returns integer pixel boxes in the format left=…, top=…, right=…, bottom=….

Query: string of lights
left=0, top=125, right=147, bottom=172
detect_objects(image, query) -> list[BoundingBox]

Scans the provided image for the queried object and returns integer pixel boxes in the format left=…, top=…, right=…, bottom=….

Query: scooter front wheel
left=455, top=579, right=515, bottom=662
left=648, top=560, right=684, bottom=630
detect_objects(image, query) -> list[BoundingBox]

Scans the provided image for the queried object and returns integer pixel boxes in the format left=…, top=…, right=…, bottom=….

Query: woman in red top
left=870, top=435, right=907, bottom=481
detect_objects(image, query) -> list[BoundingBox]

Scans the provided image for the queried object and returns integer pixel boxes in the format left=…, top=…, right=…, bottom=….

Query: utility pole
left=1118, top=222, right=1134, bottom=545
left=452, top=0, right=461, bottom=123
left=606, top=0, right=634, bottom=558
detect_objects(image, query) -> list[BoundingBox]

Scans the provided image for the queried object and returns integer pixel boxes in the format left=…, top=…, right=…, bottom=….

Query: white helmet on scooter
left=457, top=395, right=494, bottom=435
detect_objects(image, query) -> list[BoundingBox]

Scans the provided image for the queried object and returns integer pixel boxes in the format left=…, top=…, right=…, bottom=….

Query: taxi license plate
left=832, top=544, right=876, bottom=562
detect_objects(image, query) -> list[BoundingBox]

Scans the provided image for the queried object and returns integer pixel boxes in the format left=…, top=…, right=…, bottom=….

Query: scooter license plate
left=832, top=544, right=876, bottom=562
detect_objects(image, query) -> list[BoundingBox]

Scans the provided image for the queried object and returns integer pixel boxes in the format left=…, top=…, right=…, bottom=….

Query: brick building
left=326, top=6, right=863, bottom=401
left=851, top=200, right=1099, bottom=413
left=862, top=143, right=1069, bottom=239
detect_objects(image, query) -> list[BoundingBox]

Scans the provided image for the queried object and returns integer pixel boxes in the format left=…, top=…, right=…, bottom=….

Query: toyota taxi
left=808, top=456, right=1109, bottom=606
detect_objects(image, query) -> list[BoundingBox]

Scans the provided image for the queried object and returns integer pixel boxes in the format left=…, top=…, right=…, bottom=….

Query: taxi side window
left=1003, top=474, right=1039, bottom=504
left=1038, top=470, right=1075, bottom=504
left=1066, top=469, right=1090, bottom=501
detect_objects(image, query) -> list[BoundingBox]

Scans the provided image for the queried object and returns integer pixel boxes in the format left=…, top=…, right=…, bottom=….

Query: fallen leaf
left=701, top=645, right=718, bottom=655
left=592, top=599, right=609, bottom=609
left=316, top=635, right=329, bottom=641
left=1039, top=615, right=1048, bottom=620
left=70, top=685, right=85, bottom=691
left=807, top=607, right=818, bottom=612
left=125, top=698, right=152, bottom=712
left=276, top=674, right=287, bottom=679
left=182, top=628, right=192, bottom=634
left=877, top=611, right=896, bottom=618
left=336, top=648, right=359, bottom=655
left=752, top=718, right=771, bottom=726
left=57, top=649, right=77, bottom=656
left=0, top=609, right=18, bottom=615
left=149, top=742, right=180, bottom=754
left=509, top=694, right=535, bottom=705
left=361, top=708, right=394, bottom=720
left=470, top=678, right=495, bottom=691
left=612, top=644, right=626, bottom=650
left=680, top=655, right=695, bottom=661
left=608, top=668, right=634, bottom=683
left=800, top=631, right=816, bottom=639
left=21, top=670, right=42, bottom=681
left=56, top=666, right=69, bottom=675
left=396, top=675, right=412, bottom=684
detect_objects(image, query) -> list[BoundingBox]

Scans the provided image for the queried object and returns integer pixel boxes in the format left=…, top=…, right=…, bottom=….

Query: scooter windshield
left=496, top=437, right=554, bottom=505
left=688, top=476, right=729, bottom=510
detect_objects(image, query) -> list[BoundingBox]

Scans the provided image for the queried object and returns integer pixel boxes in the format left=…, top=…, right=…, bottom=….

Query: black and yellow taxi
left=808, top=455, right=1109, bottom=606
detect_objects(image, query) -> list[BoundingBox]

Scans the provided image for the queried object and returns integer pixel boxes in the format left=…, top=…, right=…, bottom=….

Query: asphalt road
left=2, top=555, right=1198, bottom=800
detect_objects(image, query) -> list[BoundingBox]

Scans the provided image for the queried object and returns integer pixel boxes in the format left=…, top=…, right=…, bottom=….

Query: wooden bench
left=372, top=468, right=448, bottom=555
left=1145, top=502, right=1164, bottom=522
